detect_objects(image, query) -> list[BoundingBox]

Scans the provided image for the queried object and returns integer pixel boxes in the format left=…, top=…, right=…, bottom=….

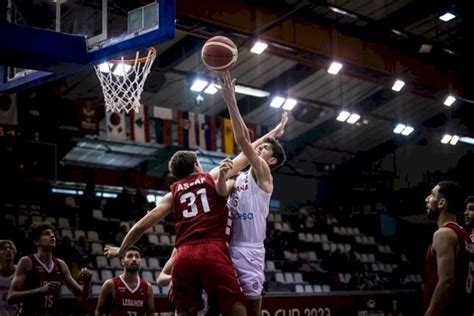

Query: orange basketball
left=201, top=36, right=238, bottom=71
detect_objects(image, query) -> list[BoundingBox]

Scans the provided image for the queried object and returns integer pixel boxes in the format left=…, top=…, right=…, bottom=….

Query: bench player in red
left=423, top=181, right=474, bottom=316
left=96, top=246, right=154, bottom=315
left=7, top=222, right=92, bottom=316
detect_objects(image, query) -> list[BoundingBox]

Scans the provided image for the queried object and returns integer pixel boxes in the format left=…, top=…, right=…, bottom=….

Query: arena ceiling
left=62, top=0, right=474, bottom=177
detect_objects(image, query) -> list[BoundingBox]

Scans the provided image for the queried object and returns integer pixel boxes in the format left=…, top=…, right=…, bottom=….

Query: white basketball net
left=94, top=48, right=156, bottom=113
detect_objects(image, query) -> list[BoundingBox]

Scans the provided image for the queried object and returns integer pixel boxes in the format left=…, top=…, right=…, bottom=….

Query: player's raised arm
left=219, top=71, right=272, bottom=188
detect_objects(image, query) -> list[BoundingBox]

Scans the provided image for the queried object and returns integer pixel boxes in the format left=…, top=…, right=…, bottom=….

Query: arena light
left=460, top=137, right=474, bottom=145
left=336, top=111, right=351, bottom=122
left=346, top=113, right=360, bottom=124
left=419, top=44, right=432, bottom=53
left=439, top=12, right=455, bottom=22
left=450, top=135, right=460, bottom=145
left=282, top=98, right=297, bottom=111
left=98, top=62, right=113, bottom=73
left=328, top=6, right=358, bottom=19
left=401, top=126, right=414, bottom=136
left=441, top=134, right=452, bottom=144
left=393, top=124, right=405, bottom=134
left=328, top=62, right=343, bottom=75
left=204, top=84, right=218, bottom=95
left=112, top=63, right=132, bottom=76
left=392, top=79, right=405, bottom=92
left=443, top=95, right=456, bottom=107
left=234, top=85, right=270, bottom=97
left=250, top=41, right=268, bottom=54
left=270, top=96, right=286, bottom=108
left=190, top=79, right=209, bottom=92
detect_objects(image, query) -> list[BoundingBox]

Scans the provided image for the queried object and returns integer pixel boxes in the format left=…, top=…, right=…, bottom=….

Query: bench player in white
left=219, top=71, right=287, bottom=316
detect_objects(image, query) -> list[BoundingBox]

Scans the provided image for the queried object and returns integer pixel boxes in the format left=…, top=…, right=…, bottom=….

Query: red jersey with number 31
left=171, top=172, right=231, bottom=247
left=423, top=222, right=474, bottom=316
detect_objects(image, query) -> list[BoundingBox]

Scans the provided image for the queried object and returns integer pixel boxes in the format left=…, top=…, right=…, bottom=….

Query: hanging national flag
left=221, top=117, right=235, bottom=154
left=106, top=110, right=127, bottom=141
left=77, top=96, right=100, bottom=135
left=153, top=106, right=173, bottom=145
left=188, top=112, right=197, bottom=149
left=177, top=111, right=198, bottom=149
left=130, top=105, right=150, bottom=143
left=0, top=93, right=17, bottom=126
left=197, top=114, right=217, bottom=151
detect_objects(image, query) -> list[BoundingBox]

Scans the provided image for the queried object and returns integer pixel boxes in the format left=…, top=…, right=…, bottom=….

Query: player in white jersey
left=220, top=71, right=287, bottom=316
left=464, top=196, right=474, bottom=242
left=0, top=240, right=18, bottom=316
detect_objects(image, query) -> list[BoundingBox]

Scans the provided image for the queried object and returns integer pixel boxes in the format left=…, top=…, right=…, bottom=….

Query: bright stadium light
left=113, top=63, right=132, bottom=76
left=336, top=111, right=351, bottom=122
left=393, top=124, right=406, bottom=134
left=441, top=134, right=452, bottom=144
left=328, top=61, right=343, bottom=75
left=450, top=135, right=459, bottom=145
left=439, top=12, right=455, bottom=22
left=190, top=79, right=209, bottom=92
left=401, top=126, right=414, bottom=136
left=204, top=84, right=218, bottom=95
left=443, top=95, right=456, bottom=107
left=250, top=41, right=268, bottom=54
left=346, top=113, right=360, bottom=124
left=270, top=96, right=286, bottom=108
left=282, top=98, right=297, bottom=111
left=392, top=79, right=405, bottom=92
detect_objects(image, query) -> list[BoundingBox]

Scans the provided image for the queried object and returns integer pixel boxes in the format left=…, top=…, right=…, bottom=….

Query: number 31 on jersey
left=180, top=189, right=210, bottom=218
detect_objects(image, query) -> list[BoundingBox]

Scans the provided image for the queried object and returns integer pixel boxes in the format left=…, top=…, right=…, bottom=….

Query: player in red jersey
left=105, top=155, right=244, bottom=315
left=464, top=196, right=474, bottom=242
left=423, top=181, right=474, bottom=316
left=7, top=222, right=92, bottom=316
left=95, top=246, right=154, bottom=316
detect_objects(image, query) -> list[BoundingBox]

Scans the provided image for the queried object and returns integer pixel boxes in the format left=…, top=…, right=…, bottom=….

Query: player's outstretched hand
left=104, top=245, right=120, bottom=259
left=218, top=71, right=236, bottom=104
left=218, top=157, right=233, bottom=179
left=272, top=112, right=289, bottom=138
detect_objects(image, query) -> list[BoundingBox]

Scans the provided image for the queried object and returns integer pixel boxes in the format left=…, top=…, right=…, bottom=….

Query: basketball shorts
left=172, top=240, right=243, bottom=314
left=229, top=245, right=265, bottom=298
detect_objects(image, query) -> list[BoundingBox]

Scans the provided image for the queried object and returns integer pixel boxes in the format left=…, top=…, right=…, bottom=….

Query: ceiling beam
left=176, top=0, right=463, bottom=98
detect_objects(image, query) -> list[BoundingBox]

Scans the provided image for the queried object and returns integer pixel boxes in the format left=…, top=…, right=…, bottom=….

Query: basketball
left=201, top=36, right=238, bottom=71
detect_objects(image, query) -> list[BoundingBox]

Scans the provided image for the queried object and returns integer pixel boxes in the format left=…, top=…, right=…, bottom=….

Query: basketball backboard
left=0, top=0, right=175, bottom=93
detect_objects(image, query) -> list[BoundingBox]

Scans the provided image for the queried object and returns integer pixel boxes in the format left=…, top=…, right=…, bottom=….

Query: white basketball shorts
left=229, top=246, right=265, bottom=298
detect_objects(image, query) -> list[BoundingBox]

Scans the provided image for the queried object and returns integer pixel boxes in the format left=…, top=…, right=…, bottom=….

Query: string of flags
left=79, top=102, right=269, bottom=155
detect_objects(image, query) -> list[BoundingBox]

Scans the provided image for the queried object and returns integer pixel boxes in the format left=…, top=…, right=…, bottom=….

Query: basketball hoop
left=94, top=47, right=157, bottom=113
